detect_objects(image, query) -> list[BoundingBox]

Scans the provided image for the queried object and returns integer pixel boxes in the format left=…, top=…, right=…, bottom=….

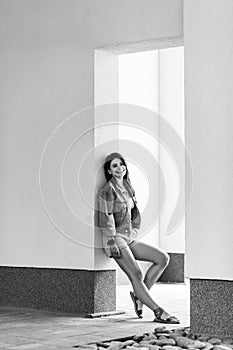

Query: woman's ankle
left=153, top=306, right=163, bottom=317
left=136, top=299, right=143, bottom=310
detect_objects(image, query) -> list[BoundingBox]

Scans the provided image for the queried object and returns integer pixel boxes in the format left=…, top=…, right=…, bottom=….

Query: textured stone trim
left=190, top=278, right=233, bottom=337
left=0, top=266, right=116, bottom=314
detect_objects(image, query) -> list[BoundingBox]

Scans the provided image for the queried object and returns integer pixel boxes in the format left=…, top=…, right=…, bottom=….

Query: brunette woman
left=97, top=152, right=180, bottom=324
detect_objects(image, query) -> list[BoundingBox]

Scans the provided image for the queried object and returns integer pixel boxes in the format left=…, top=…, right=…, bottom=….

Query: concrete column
left=184, top=0, right=233, bottom=337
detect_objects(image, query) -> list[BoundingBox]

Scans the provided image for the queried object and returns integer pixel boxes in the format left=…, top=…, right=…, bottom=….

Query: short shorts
left=103, top=232, right=138, bottom=258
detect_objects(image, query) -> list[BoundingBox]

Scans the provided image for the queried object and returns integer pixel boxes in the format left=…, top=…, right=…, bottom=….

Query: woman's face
left=109, top=158, right=126, bottom=179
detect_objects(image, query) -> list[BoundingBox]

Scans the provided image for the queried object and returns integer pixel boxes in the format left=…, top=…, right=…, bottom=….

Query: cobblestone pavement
left=0, top=281, right=190, bottom=349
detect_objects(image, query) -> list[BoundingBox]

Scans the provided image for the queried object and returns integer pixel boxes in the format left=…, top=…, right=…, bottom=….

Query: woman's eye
left=112, top=162, right=124, bottom=168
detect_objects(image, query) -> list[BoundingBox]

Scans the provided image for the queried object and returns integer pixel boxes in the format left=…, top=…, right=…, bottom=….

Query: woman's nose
left=117, top=165, right=123, bottom=171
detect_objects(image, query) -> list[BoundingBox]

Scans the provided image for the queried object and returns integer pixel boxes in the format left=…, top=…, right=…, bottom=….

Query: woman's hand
left=107, top=238, right=121, bottom=259
left=110, top=243, right=121, bottom=259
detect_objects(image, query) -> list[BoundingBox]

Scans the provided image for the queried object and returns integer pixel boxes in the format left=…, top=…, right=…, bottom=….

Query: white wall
left=159, top=47, right=185, bottom=253
left=0, top=0, right=183, bottom=269
left=119, top=47, right=185, bottom=253
left=184, top=0, right=233, bottom=280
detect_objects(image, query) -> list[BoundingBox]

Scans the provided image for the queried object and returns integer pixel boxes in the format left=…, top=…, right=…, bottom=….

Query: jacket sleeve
left=97, top=187, right=116, bottom=237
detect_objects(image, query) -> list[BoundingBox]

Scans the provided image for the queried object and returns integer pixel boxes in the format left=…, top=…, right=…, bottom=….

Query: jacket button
left=126, top=219, right=130, bottom=223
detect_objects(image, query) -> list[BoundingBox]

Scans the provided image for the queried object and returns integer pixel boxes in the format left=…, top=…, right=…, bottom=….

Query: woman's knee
left=150, top=250, right=170, bottom=268
left=160, top=252, right=170, bottom=268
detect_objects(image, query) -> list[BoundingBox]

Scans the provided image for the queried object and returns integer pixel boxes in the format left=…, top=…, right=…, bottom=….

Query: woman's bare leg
left=131, top=242, right=170, bottom=289
left=130, top=242, right=170, bottom=310
left=113, top=245, right=160, bottom=311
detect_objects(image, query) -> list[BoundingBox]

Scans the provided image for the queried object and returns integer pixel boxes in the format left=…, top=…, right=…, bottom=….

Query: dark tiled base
left=0, top=266, right=116, bottom=314
left=158, top=253, right=184, bottom=283
left=190, top=278, right=233, bottom=337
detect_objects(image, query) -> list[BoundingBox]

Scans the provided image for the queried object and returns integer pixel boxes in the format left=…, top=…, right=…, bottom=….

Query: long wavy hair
left=103, top=152, right=130, bottom=182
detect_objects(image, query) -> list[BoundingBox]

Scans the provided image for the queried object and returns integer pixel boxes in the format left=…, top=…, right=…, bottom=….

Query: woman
left=97, top=152, right=180, bottom=324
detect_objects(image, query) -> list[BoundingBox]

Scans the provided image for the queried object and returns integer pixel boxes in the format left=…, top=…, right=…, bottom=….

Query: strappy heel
left=153, top=306, right=180, bottom=324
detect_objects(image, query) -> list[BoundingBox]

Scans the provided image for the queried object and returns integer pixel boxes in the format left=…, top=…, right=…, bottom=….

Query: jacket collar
left=110, top=177, right=134, bottom=197
left=110, top=176, right=127, bottom=186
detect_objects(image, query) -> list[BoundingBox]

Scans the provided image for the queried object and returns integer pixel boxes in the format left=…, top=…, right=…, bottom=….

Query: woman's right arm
left=97, top=187, right=121, bottom=258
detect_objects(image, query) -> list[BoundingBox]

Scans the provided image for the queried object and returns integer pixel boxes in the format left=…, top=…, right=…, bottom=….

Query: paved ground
left=0, top=281, right=190, bottom=349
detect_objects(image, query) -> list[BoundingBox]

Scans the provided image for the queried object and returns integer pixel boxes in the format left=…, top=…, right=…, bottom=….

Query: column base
left=190, top=278, right=233, bottom=337
left=0, top=266, right=116, bottom=314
